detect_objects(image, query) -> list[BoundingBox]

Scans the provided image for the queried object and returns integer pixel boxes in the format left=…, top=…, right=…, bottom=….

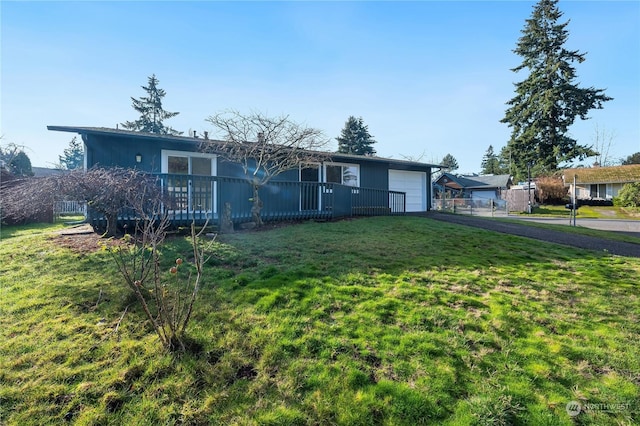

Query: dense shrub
left=0, top=171, right=53, bottom=225
left=0, top=167, right=164, bottom=236
left=577, top=199, right=614, bottom=207
left=613, top=182, right=640, bottom=207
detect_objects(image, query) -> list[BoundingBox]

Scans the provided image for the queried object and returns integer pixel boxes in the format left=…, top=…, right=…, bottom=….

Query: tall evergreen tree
left=480, top=145, right=501, bottom=175
left=336, top=116, right=377, bottom=156
left=622, top=152, right=640, bottom=165
left=8, top=151, right=33, bottom=177
left=441, top=153, right=459, bottom=173
left=121, top=74, right=182, bottom=135
left=58, top=136, right=84, bottom=170
left=501, top=0, right=611, bottom=180
left=498, top=146, right=513, bottom=176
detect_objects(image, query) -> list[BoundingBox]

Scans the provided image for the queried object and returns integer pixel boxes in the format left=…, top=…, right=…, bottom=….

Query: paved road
left=508, top=216, right=640, bottom=238
left=422, top=212, right=640, bottom=258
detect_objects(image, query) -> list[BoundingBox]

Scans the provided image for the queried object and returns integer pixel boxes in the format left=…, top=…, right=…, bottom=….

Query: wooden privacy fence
left=85, top=174, right=407, bottom=230
left=503, top=188, right=534, bottom=213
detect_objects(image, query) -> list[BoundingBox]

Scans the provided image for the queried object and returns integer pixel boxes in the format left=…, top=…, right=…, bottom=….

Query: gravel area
left=422, top=212, right=640, bottom=258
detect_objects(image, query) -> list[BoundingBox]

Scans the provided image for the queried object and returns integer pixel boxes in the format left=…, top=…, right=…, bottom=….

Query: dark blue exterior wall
left=360, top=161, right=388, bottom=190
left=217, top=159, right=299, bottom=182
left=217, top=159, right=246, bottom=180
left=86, top=134, right=199, bottom=173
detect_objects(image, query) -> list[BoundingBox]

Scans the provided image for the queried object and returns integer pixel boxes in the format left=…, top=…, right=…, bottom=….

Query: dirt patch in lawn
left=52, top=224, right=125, bottom=255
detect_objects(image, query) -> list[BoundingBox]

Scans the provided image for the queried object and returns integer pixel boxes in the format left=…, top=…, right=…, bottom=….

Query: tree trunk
left=220, top=202, right=234, bottom=233
left=251, top=185, right=264, bottom=227
left=105, top=212, right=119, bottom=237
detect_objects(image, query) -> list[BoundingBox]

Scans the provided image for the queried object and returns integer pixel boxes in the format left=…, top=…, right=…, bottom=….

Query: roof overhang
left=48, top=125, right=440, bottom=170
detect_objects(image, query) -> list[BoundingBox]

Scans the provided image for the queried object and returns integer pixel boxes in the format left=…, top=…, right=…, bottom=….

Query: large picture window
left=325, top=163, right=359, bottom=187
left=161, top=150, right=217, bottom=213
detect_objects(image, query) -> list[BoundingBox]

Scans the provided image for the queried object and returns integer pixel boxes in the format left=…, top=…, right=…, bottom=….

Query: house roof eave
left=47, top=125, right=440, bottom=170
left=563, top=165, right=640, bottom=185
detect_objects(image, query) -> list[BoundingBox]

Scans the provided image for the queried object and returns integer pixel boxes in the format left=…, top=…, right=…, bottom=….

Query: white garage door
left=388, top=170, right=427, bottom=212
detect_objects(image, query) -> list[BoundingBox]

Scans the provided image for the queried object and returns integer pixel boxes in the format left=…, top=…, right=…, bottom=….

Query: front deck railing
left=87, top=174, right=406, bottom=230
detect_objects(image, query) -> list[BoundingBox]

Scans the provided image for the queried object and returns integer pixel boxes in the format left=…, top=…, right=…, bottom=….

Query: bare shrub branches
left=1, top=167, right=165, bottom=236
left=536, top=175, right=568, bottom=204
left=107, top=217, right=214, bottom=352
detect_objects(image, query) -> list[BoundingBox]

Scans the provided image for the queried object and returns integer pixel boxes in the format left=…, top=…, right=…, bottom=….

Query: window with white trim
left=160, top=150, right=218, bottom=213
left=161, top=150, right=217, bottom=176
left=324, top=163, right=359, bottom=187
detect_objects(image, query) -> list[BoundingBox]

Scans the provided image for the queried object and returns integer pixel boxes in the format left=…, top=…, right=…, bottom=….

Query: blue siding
left=86, top=134, right=198, bottom=173
left=217, top=158, right=247, bottom=180
left=360, top=161, right=388, bottom=190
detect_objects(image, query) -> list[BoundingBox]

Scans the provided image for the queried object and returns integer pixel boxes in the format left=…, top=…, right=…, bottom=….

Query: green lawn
left=1, top=217, right=639, bottom=425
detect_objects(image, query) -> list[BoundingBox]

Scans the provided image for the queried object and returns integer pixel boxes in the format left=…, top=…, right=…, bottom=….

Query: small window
left=300, top=165, right=320, bottom=182
left=168, top=156, right=189, bottom=174
left=326, top=165, right=342, bottom=184
left=324, top=163, right=359, bottom=187
left=192, top=157, right=212, bottom=176
left=343, top=166, right=358, bottom=187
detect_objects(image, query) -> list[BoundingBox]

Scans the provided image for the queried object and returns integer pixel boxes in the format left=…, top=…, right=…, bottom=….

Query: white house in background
left=563, top=164, right=640, bottom=200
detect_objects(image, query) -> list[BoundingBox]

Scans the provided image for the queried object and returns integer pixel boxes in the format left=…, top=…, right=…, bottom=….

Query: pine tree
left=498, top=146, right=513, bottom=176
left=441, top=154, right=459, bottom=173
left=622, top=152, right=640, bottom=165
left=336, top=116, right=377, bottom=156
left=121, top=74, right=182, bottom=135
left=480, top=145, right=501, bottom=175
left=58, top=136, right=84, bottom=170
left=501, top=0, right=611, bottom=180
left=9, top=151, right=33, bottom=177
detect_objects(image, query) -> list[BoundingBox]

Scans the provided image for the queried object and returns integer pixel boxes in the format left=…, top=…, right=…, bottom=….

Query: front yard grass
left=1, top=216, right=638, bottom=424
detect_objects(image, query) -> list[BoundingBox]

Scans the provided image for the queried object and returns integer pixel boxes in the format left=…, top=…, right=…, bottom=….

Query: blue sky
left=2, top=1, right=639, bottom=173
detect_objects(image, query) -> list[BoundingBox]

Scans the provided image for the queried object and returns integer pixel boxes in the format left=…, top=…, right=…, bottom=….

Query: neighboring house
left=563, top=164, right=640, bottom=200
left=47, top=126, right=438, bottom=228
left=32, top=167, right=65, bottom=178
left=433, top=173, right=513, bottom=201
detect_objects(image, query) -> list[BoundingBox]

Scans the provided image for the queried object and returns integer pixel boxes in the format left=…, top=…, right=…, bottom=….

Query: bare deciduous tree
left=204, top=110, right=331, bottom=226
left=590, top=124, right=617, bottom=167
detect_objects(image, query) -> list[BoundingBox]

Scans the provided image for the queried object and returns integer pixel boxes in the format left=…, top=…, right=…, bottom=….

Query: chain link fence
left=431, top=198, right=510, bottom=217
